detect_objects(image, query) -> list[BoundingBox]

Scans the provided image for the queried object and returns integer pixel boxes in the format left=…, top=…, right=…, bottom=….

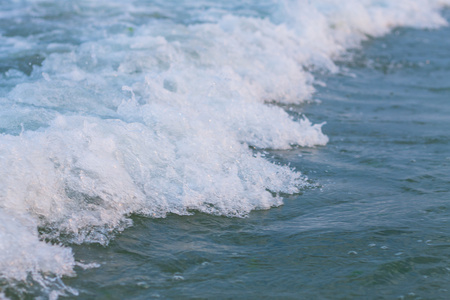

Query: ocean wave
left=0, top=0, right=449, bottom=296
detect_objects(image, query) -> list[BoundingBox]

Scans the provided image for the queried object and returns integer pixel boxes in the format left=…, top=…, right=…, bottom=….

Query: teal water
left=1, top=1, right=450, bottom=299
left=63, top=11, right=450, bottom=300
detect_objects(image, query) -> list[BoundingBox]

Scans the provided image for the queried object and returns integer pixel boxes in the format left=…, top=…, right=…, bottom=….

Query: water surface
left=0, top=1, right=449, bottom=299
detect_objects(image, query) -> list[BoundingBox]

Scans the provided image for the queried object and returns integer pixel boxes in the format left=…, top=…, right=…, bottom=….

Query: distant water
left=1, top=1, right=449, bottom=299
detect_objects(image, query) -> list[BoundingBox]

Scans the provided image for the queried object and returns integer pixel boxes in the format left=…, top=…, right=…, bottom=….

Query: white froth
left=1, top=0, right=449, bottom=295
left=0, top=210, right=74, bottom=282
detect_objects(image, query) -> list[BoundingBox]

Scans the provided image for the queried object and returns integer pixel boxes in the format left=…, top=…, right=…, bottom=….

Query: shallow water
left=1, top=1, right=450, bottom=299
left=63, top=10, right=450, bottom=300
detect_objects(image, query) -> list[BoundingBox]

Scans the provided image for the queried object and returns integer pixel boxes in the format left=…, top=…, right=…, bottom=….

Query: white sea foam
left=0, top=0, right=449, bottom=295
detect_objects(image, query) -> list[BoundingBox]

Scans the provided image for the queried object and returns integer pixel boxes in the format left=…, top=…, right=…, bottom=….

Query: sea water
left=0, top=0, right=449, bottom=299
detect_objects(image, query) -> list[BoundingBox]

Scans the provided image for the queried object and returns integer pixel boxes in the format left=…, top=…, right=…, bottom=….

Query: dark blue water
left=58, top=10, right=450, bottom=300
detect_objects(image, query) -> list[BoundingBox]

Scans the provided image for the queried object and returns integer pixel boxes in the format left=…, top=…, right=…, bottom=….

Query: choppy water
left=1, top=1, right=450, bottom=299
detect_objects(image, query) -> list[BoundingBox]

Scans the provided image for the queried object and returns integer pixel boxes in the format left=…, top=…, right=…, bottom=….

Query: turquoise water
left=1, top=1, right=450, bottom=299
